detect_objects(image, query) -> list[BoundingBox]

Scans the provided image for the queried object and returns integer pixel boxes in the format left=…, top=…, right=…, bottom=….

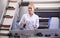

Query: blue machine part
left=48, top=17, right=59, bottom=29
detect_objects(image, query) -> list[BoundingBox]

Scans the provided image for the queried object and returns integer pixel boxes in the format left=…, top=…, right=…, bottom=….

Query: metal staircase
left=0, top=0, right=18, bottom=38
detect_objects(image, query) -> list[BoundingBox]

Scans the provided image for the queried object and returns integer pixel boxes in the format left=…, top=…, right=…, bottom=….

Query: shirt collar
left=27, top=13, right=35, bottom=17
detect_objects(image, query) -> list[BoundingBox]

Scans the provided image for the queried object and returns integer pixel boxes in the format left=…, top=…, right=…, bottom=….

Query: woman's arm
left=33, top=16, right=39, bottom=28
left=19, top=15, right=25, bottom=26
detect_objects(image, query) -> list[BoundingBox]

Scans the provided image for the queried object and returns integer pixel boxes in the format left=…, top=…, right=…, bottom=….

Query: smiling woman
left=28, top=2, right=35, bottom=16
left=19, top=2, right=39, bottom=30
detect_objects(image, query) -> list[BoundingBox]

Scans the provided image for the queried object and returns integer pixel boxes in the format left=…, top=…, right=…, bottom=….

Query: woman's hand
left=20, top=22, right=25, bottom=26
left=33, top=24, right=37, bottom=28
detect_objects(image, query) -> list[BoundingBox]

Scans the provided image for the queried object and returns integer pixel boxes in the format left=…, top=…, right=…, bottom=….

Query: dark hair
left=21, top=2, right=29, bottom=6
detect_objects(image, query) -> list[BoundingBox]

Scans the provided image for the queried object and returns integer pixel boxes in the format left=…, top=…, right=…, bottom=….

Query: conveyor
left=9, top=29, right=60, bottom=38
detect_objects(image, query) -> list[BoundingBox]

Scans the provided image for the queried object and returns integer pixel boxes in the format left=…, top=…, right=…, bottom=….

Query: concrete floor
left=0, top=36, right=9, bottom=38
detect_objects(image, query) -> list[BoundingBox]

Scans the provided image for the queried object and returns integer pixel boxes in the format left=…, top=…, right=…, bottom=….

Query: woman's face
left=28, top=5, right=34, bottom=14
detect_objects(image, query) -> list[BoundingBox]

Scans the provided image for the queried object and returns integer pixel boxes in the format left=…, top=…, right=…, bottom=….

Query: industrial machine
left=0, top=0, right=60, bottom=38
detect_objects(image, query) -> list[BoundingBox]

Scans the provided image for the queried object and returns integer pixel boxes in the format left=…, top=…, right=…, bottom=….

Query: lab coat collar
left=27, top=13, right=35, bottom=17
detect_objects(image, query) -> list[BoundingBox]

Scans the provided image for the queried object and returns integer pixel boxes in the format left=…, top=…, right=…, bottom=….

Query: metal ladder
left=0, top=0, right=18, bottom=37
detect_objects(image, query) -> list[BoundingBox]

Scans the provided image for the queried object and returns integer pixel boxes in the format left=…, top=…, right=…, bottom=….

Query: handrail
left=0, top=0, right=9, bottom=25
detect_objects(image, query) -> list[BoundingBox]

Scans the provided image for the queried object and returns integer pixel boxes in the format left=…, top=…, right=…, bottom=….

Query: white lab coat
left=19, top=13, right=39, bottom=30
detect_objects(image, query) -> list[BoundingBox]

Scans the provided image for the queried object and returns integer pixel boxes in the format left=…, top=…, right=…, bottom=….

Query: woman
left=19, top=2, right=39, bottom=30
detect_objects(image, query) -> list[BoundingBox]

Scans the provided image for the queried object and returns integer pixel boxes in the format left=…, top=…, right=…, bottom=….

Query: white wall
left=23, top=0, right=60, bottom=2
left=34, top=3, right=60, bottom=9
left=23, top=0, right=60, bottom=9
